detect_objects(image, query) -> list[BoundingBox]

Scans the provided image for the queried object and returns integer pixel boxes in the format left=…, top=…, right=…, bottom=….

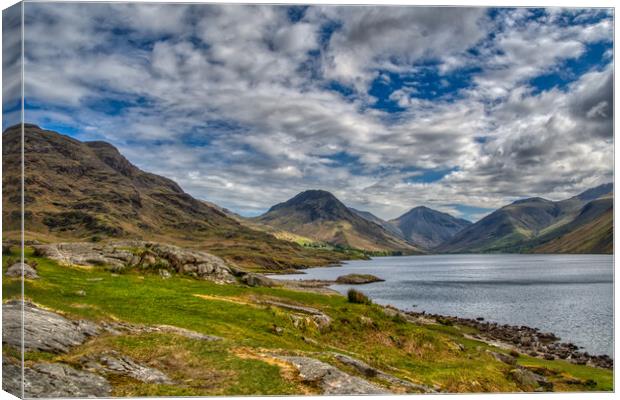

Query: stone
left=3, top=359, right=111, bottom=398
left=159, top=269, right=171, bottom=279
left=2, top=301, right=99, bottom=353
left=5, top=262, right=39, bottom=279
left=82, top=351, right=173, bottom=384
left=276, top=356, right=390, bottom=395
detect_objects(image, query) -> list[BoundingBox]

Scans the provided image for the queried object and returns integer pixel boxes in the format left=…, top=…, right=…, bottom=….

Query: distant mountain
left=1, top=124, right=350, bottom=270
left=437, top=184, right=613, bottom=254
left=531, top=197, right=613, bottom=254
left=256, top=190, right=420, bottom=252
left=349, top=208, right=405, bottom=239
left=389, top=206, right=471, bottom=249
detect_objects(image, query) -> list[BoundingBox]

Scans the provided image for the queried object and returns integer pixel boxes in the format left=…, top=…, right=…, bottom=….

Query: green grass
left=2, top=248, right=612, bottom=395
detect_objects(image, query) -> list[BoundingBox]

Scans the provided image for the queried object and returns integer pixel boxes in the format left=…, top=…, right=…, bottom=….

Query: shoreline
left=276, top=275, right=613, bottom=369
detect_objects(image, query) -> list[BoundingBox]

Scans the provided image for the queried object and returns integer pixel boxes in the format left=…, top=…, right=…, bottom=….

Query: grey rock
left=241, top=273, right=279, bottom=287
left=82, top=351, right=172, bottom=384
left=276, top=356, right=390, bottom=395
left=3, top=358, right=111, bottom=398
left=159, top=269, right=171, bottom=279
left=2, top=301, right=99, bottom=353
left=488, top=350, right=517, bottom=365
left=5, top=262, right=39, bottom=279
left=331, top=353, right=435, bottom=393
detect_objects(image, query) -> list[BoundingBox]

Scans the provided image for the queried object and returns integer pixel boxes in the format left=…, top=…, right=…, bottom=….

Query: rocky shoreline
left=398, top=309, right=613, bottom=370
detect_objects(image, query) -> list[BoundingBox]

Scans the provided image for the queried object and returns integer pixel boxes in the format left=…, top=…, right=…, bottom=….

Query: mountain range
left=254, top=190, right=421, bottom=253
left=437, top=184, right=613, bottom=254
left=2, top=124, right=613, bottom=263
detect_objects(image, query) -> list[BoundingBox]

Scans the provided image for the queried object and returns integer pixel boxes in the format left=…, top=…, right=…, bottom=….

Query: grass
left=2, top=248, right=613, bottom=395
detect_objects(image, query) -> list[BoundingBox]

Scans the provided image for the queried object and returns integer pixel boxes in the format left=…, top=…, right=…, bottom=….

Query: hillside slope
left=256, top=190, right=420, bottom=253
left=1, top=124, right=350, bottom=270
left=389, top=206, right=471, bottom=249
left=438, top=185, right=613, bottom=254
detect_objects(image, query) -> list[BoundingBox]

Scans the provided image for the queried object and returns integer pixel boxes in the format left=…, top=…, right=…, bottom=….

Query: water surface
left=273, top=254, right=613, bottom=356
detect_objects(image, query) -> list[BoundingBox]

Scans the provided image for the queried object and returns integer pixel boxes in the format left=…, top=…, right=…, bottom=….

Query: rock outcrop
left=331, top=353, right=435, bottom=393
left=3, top=360, right=112, bottom=398
left=82, top=351, right=173, bottom=384
left=2, top=300, right=99, bottom=353
left=34, top=241, right=235, bottom=283
left=2, top=301, right=220, bottom=398
left=275, top=355, right=390, bottom=395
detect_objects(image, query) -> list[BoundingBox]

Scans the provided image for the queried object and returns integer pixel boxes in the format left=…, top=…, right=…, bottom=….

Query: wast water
left=273, top=254, right=613, bottom=357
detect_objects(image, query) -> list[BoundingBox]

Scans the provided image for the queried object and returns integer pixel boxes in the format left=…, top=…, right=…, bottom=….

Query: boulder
left=5, top=262, right=39, bottom=279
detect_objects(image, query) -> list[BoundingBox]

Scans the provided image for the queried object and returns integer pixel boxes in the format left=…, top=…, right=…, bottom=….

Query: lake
left=273, top=254, right=614, bottom=357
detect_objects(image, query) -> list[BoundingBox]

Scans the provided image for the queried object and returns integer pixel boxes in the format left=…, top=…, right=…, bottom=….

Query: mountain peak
left=391, top=206, right=471, bottom=249
left=257, top=190, right=418, bottom=252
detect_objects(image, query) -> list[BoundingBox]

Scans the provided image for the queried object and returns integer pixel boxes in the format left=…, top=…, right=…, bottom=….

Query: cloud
left=15, top=5, right=614, bottom=221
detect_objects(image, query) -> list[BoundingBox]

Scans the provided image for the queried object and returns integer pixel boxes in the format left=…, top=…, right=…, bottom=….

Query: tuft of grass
left=347, top=288, right=372, bottom=305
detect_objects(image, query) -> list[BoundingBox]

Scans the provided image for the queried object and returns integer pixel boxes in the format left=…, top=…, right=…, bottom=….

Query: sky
left=3, top=4, right=614, bottom=222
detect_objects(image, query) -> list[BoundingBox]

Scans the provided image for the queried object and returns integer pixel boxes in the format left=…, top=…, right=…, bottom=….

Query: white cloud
left=18, top=4, right=614, bottom=221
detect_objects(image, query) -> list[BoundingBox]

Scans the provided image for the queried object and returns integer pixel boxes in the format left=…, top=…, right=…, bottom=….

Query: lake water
left=273, top=254, right=614, bottom=357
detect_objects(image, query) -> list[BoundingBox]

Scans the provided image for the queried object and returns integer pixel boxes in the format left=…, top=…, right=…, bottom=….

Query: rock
left=3, top=358, right=111, bottom=398
left=241, top=273, right=279, bottom=287
left=33, top=241, right=236, bottom=283
left=276, top=356, right=390, bottom=395
left=76, top=290, right=87, bottom=297
left=159, top=269, right=171, bottom=279
left=2, top=301, right=99, bottom=353
left=5, top=262, right=39, bottom=279
left=329, top=353, right=434, bottom=393
left=335, top=274, right=385, bottom=284
left=509, top=368, right=538, bottom=387
left=509, top=367, right=552, bottom=391
left=487, top=350, right=517, bottom=365
left=82, top=351, right=173, bottom=384
left=332, top=353, right=377, bottom=377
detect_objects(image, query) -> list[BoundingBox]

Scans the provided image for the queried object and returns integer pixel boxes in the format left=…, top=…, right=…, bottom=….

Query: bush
left=347, top=288, right=372, bottom=305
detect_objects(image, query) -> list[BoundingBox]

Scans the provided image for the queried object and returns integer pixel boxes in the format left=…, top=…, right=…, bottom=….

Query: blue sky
left=3, top=4, right=613, bottom=221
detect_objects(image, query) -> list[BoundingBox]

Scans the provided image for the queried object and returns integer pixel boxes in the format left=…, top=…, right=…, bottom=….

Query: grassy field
left=2, top=248, right=613, bottom=395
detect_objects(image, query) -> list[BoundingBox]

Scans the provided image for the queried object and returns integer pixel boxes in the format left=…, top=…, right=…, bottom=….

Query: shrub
left=347, top=288, right=372, bottom=305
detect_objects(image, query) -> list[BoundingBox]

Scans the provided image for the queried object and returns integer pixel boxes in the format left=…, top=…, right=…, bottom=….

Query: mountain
left=255, top=190, right=420, bottom=253
left=531, top=197, right=613, bottom=254
left=389, top=206, right=471, bottom=249
left=1, top=124, right=350, bottom=270
left=349, top=208, right=405, bottom=239
left=437, top=184, right=613, bottom=254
